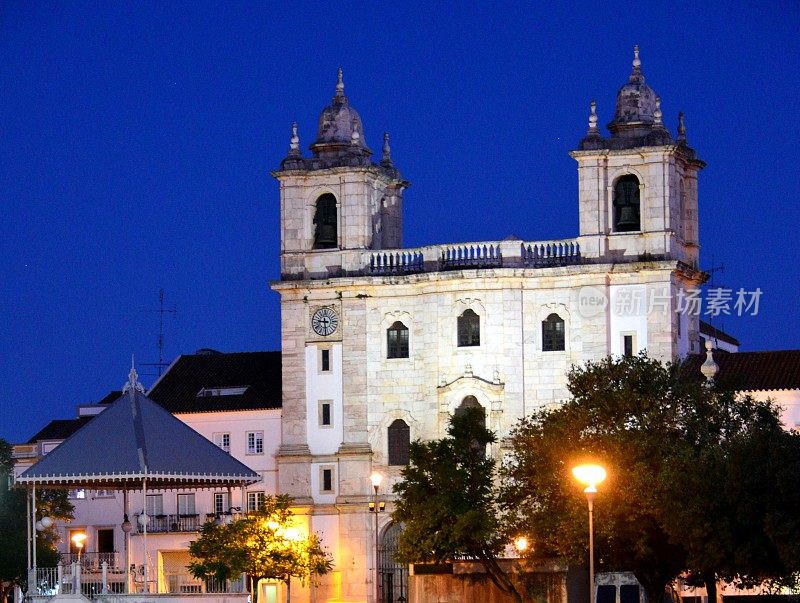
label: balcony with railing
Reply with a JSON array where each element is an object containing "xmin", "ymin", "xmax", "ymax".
[
  {"xmin": 364, "ymin": 238, "xmax": 582, "ymax": 277},
  {"xmin": 134, "ymin": 513, "xmax": 203, "ymax": 533}
]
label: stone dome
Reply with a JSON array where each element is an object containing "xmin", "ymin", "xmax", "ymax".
[
  {"xmin": 608, "ymin": 45, "xmax": 660, "ymax": 137},
  {"xmin": 310, "ymin": 69, "xmax": 372, "ymax": 158}
]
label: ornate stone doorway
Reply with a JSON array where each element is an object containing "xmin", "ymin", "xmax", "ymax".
[{"xmin": 378, "ymin": 522, "xmax": 408, "ymax": 603}]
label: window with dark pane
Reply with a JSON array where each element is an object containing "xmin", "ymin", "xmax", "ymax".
[
  {"xmin": 387, "ymin": 419, "xmax": 410, "ymax": 465},
  {"xmin": 457, "ymin": 309, "xmax": 480, "ymax": 347},
  {"xmin": 321, "ymin": 348, "xmax": 330, "ymax": 371},
  {"xmin": 542, "ymin": 313, "xmax": 565, "ymax": 351},
  {"xmin": 454, "ymin": 396, "xmax": 486, "ymax": 456},
  {"xmin": 322, "ymin": 468, "xmax": 333, "ymax": 492},
  {"xmin": 623, "ymin": 334, "xmax": 634, "ymax": 357},
  {"xmin": 387, "ymin": 321, "xmax": 409, "ymax": 358},
  {"xmin": 612, "ymin": 175, "xmax": 641, "ymax": 232},
  {"xmin": 313, "ymin": 193, "xmax": 338, "ymax": 249}
]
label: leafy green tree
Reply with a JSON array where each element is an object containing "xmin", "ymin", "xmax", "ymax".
[
  {"xmin": 392, "ymin": 408, "xmax": 524, "ymax": 603},
  {"xmin": 0, "ymin": 439, "xmax": 73, "ymax": 603},
  {"xmin": 188, "ymin": 494, "xmax": 332, "ymax": 603},
  {"xmin": 500, "ymin": 354, "xmax": 800, "ymax": 603}
]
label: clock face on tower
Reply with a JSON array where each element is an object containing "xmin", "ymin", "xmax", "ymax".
[{"xmin": 311, "ymin": 307, "xmax": 339, "ymax": 337}]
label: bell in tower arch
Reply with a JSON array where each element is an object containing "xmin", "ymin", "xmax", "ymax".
[
  {"xmin": 613, "ymin": 175, "xmax": 641, "ymax": 232},
  {"xmin": 313, "ymin": 193, "xmax": 338, "ymax": 249}
]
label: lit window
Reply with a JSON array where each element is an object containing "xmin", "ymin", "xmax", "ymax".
[
  {"xmin": 457, "ymin": 309, "xmax": 480, "ymax": 347},
  {"xmin": 246, "ymin": 431, "xmax": 264, "ymax": 455},
  {"xmin": 387, "ymin": 321, "xmax": 409, "ymax": 359},
  {"xmin": 542, "ymin": 314, "xmax": 565, "ymax": 352},
  {"xmin": 68, "ymin": 489, "xmax": 86, "ymax": 500},
  {"xmin": 388, "ymin": 419, "xmax": 410, "ymax": 465}
]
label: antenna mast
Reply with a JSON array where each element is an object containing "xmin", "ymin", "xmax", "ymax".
[{"xmin": 141, "ymin": 288, "xmax": 177, "ymax": 378}]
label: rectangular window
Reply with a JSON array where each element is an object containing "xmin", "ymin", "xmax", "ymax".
[
  {"xmin": 622, "ymin": 333, "xmax": 636, "ymax": 357},
  {"xmin": 246, "ymin": 431, "xmax": 264, "ymax": 455},
  {"xmin": 214, "ymin": 492, "xmax": 229, "ymax": 515},
  {"xmin": 146, "ymin": 494, "xmax": 163, "ymax": 516},
  {"xmin": 93, "ymin": 489, "xmax": 114, "ymax": 498},
  {"xmin": 319, "ymin": 401, "xmax": 332, "ymax": 427},
  {"xmin": 321, "ymin": 468, "xmax": 333, "ymax": 492},
  {"xmin": 213, "ymin": 432, "xmax": 231, "ymax": 453},
  {"xmin": 320, "ymin": 349, "xmax": 331, "ymax": 372},
  {"xmin": 247, "ymin": 491, "xmax": 265, "ymax": 512},
  {"xmin": 177, "ymin": 493, "xmax": 196, "ymax": 515},
  {"xmin": 68, "ymin": 489, "xmax": 86, "ymax": 500}
]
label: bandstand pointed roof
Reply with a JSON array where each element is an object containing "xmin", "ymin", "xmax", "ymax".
[{"xmin": 16, "ymin": 365, "xmax": 260, "ymax": 490}]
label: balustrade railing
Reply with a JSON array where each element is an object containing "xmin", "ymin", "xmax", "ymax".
[
  {"xmin": 135, "ymin": 513, "xmax": 203, "ymax": 533},
  {"xmin": 61, "ymin": 551, "xmax": 120, "ymax": 570},
  {"xmin": 364, "ymin": 238, "xmax": 580, "ymax": 275}
]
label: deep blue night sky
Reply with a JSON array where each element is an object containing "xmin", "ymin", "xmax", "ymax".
[{"xmin": 2, "ymin": 2, "xmax": 799, "ymax": 444}]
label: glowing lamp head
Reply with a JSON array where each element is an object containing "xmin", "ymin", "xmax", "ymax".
[
  {"xmin": 514, "ymin": 536, "xmax": 529, "ymax": 552},
  {"xmin": 71, "ymin": 532, "xmax": 87, "ymax": 549},
  {"xmin": 370, "ymin": 472, "xmax": 383, "ymax": 489},
  {"xmin": 40, "ymin": 516, "xmax": 53, "ymax": 529},
  {"xmin": 572, "ymin": 464, "xmax": 607, "ymax": 491}
]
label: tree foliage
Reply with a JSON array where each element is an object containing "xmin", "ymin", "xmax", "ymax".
[
  {"xmin": 188, "ymin": 494, "xmax": 332, "ymax": 601},
  {"xmin": 500, "ymin": 353, "xmax": 800, "ymax": 602},
  {"xmin": 0, "ymin": 439, "xmax": 73, "ymax": 603},
  {"xmin": 392, "ymin": 408, "xmax": 523, "ymax": 603}
]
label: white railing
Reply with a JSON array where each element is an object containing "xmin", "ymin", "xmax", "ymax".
[{"xmin": 364, "ymin": 238, "xmax": 581, "ymax": 275}]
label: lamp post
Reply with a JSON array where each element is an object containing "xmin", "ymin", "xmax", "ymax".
[
  {"xmin": 370, "ymin": 472, "xmax": 383, "ymax": 603},
  {"xmin": 572, "ymin": 464, "xmax": 606, "ymax": 603}
]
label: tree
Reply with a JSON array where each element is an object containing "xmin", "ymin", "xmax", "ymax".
[
  {"xmin": 500, "ymin": 353, "xmax": 800, "ymax": 603},
  {"xmin": 392, "ymin": 407, "xmax": 524, "ymax": 603},
  {"xmin": 188, "ymin": 494, "xmax": 332, "ymax": 603},
  {"xmin": 0, "ymin": 439, "xmax": 73, "ymax": 603}
]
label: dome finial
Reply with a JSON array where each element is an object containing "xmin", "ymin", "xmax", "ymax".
[
  {"xmin": 382, "ymin": 132, "xmax": 392, "ymax": 162},
  {"xmin": 633, "ymin": 44, "xmax": 641, "ymax": 68},
  {"xmin": 653, "ymin": 97, "xmax": 663, "ymax": 125},
  {"xmin": 588, "ymin": 100, "xmax": 599, "ymax": 132},
  {"xmin": 289, "ymin": 121, "xmax": 300, "ymax": 156},
  {"xmin": 336, "ymin": 67, "xmax": 345, "ymax": 98},
  {"xmin": 678, "ymin": 111, "xmax": 687, "ymax": 142}
]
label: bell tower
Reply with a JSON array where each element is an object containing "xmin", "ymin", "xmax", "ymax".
[
  {"xmin": 570, "ymin": 46, "xmax": 705, "ymax": 267},
  {"xmin": 273, "ymin": 69, "xmax": 409, "ymax": 280}
]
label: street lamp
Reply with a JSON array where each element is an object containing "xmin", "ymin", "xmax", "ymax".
[
  {"xmin": 71, "ymin": 532, "xmax": 87, "ymax": 565},
  {"xmin": 572, "ymin": 464, "xmax": 606, "ymax": 603},
  {"xmin": 370, "ymin": 472, "xmax": 383, "ymax": 603},
  {"xmin": 513, "ymin": 536, "xmax": 529, "ymax": 554}
]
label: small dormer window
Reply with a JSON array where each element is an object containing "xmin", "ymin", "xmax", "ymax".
[
  {"xmin": 197, "ymin": 386, "xmax": 249, "ymax": 397},
  {"xmin": 613, "ymin": 175, "xmax": 641, "ymax": 232},
  {"xmin": 313, "ymin": 194, "xmax": 338, "ymax": 249}
]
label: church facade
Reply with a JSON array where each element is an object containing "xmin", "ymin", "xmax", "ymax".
[{"xmin": 271, "ymin": 47, "xmax": 706, "ymax": 602}]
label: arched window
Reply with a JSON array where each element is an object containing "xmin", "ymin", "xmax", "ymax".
[
  {"xmin": 388, "ymin": 419, "xmax": 410, "ymax": 465},
  {"xmin": 387, "ymin": 321, "xmax": 409, "ymax": 359},
  {"xmin": 612, "ymin": 175, "xmax": 641, "ymax": 232},
  {"xmin": 457, "ymin": 309, "xmax": 480, "ymax": 347},
  {"xmin": 542, "ymin": 313, "xmax": 565, "ymax": 352},
  {"xmin": 313, "ymin": 193, "xmax": 338, "ymax": 249}
]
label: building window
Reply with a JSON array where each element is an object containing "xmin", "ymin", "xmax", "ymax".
[
  {"xmin": 457, "ymin": 309, "xmax": 480, "ymax": 347},
  {"xmin": 146, "ymin": 494, "xmax": 163, "ymax": 517},
  {"xmin": 68, "ymin": 489, "xmax": 86, "ymax": 500},
  {"xmin": 313, "ymin": 193, "xmax": 338, "ymax": 249},
  {"xmin": 177, "ymin": 493, "xmax": 196, "ymax": 516},
  {"xmin": 388, "ymin": 419, "xmax": 410, "ymax": 466},
  {"xmin": 214, "ymin": 492, "xmax": 229, "ymax": 515},
  {"xmin": 93, "ymin": 489, "xmax": 114, "ymax": 498},
  {"xmin": 247, "ymin": 491, "xmax": 265, "ymax": 512},
  {"xmin": 613, "ymin": 175, "xmax": 641, "ymax": 232},
  {"xmin": 387, "ymin": 321, "xmax": 409, "ymax": 358},
  {"xmin": 213, "ymin": 432, "xmax": 231, "ymax": 453},
  {"xmin": 319, "ymin": 400, "xmax": 333, "ymax": 427},
  {"xmin": 622, "ymin": 332, "xmax": 637, "ymax": 357},
  {"xmin": 455, "ymin": 396, "xmax": 487, "ymax": 456},
  {"xmin": 246, "ymin": 431, "xmax": 264, "ymax": 455},
  {"xmin": 320, "ymin": 348, "xmax": 331, "ymax": 372},
  {"xmin": 542, "ymin": 313, "xmax": 565, "ymax": 351},
  {"xmin": 320, "ymin": 468, "xmax": 334, "ymax": 492}
]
